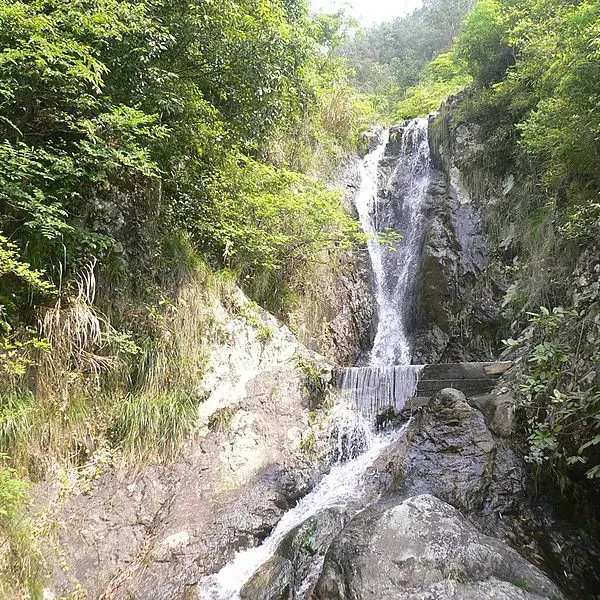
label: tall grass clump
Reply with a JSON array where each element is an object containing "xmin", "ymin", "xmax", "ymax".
[
  {"xmin": 0, "ymin": 390, "xmax": 94, "ymax": 477},
  {"xmin": 0, "ymin": 247, "xmax": 226, "ymax": 473},
  {"xmin": 111, "ymin": 391, "xmax": 198, "ymax": 463}
]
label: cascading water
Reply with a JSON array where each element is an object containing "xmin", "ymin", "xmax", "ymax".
[
  {"xmin": 356, "ymin": 118, "xmax": 431, "ymax": 367},
  {"xmin": 198, "ymin": 426, "xmax": 406, "ymax": 599},
  {"xmin": 334, "ymin": 118, "xmax": 431, "ymax": 421},
  {"xmin": 197, "ymin": 119, "xmax": 432, "ymax": 599}
]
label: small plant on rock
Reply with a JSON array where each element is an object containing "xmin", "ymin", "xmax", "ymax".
[{"xmin": 296, "ymin": 358, "xmax": 329, "ymax": 409}]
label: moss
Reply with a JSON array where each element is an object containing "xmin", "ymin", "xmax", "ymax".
[{"xmin": 208, "ymin": 405, "xmax": 239, "ymax": 432}]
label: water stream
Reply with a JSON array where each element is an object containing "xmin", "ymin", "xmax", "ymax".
[
  {"xmin": 197, "ymin": 119, "xmax": 432, "ymax": 599},
  {"xmin": 356, "ymin": 118, "xmax": 431, "ymax": 366},
  {"xmin": 198, "ymin": 423, "xmax": 406, "ymax": 599}
]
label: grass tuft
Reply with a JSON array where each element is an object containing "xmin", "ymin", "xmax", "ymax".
[
  {"xmin": 111, "ymin": 391, "xmax": 198, "ymax": 463},
  {"xmin": 0, "ymin": 457, "xmax": 46, "ymax": 599}
]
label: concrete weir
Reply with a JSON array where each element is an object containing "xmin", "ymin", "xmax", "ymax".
[
  {"xmin": 416, "ymin": 361, "xmax": 514, "ymax": 397},
  {"xmin": 333, "ymin": 361, "xmax": 514, "ymax": 413}
]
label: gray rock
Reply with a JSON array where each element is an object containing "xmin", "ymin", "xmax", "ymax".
[
  {"xmin": 412, "ymin": 118, "xmax": 507, "ymax": 364},
  {"xmin": 240, "ymin": 556, "xmax": 294, "ymax": 600},
  {"xmin": 314, "ymin": 494, "xmax": 563, "ymax": 600},
  {"xmin": 35, "ymin": 351, "xmax": 330, "ymax": 600},
  {"xmin": 276, "ymin": 508, "xmax": 346, "ymax": 593},
  {"xmin": 469, "ymin": 393, "xmax": 516, "ymax": 437},
  {"xmin": 431, "ymin": 386, "xmax": 468, "ymax": 407}
]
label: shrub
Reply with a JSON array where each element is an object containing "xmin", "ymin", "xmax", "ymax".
[{"xmin": 509, "ymin": 305, "xmax": 600, "ymax": 483}]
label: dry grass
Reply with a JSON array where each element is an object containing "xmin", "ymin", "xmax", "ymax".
[{"xmin": 0, "ymin": 255, "xmax": 241, "ymax": 472}]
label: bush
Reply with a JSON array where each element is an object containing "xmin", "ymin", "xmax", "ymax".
[
  {"xmin": 394, "ymin": 52, "xmax": 472, "ymax": 120},
  {"xmin": 0, "ymin": 456, "xmax": 45, "ymax": 598},
  {"xmin": 509, "ymin": 305, "xmax": 600, "ymax": 483},
  {"xmin": 456, "ymin": 0, "xmax": 514, "ymax": 85}
]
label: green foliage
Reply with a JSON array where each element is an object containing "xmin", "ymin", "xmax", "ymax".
[
  {"xmin": 299, "ymin": 430, "xmax": 317, "ymax": 456},
  {"xmin": 394, "ymin": 52, "xmax": 473, "ymax": 120},
  {"xmin": 182, "ymin": 154, "xmax": 363, "ymax": 311},
  {"xmin": 456, "ymin": 0, "xmax": 514, "ymax": 85},
  {"xmin": 0, "ymin": 455, "xmax": 45, "ymax": 598},
  {"xmin": 456, "ymin": 0, "xmax": 600, "ymax": 205},
  {"xmin": 0, "ymin": 236, "xmax": 54, "ymax": 297},
  {"xmin": 111, "ymin": 391, "xmax": 198, "ymax": 463},
  {"xmin": 509, "ymin": 0, "xmax": 600, "ymax": 194},
  {"xmin": 443, "ymin": 0, "xmax": 600, "ymax": 491},
  {"xmin": 0, "ymin": 390, "xmax": 93, "ymax": 473},
  {"xmin": 511, "ymin": 306, "xmax": 600, "ymax": 483},
  {"xmin": 449, "ymin": 0, "xmax": 600, "ymax": 313},
  {"xmin": 341, "ymin": 0, "xmax": 476, "ymax": 118},
  {"xmin": 0, "ymin": 0, "xmax": 374, "ymax": 470},
  {"xmin": 0, "ymin": 456, "xmax": 26, "ymax": 520},
  {"xmin": 0, "ymin": 336, "xmax": 49, "ymax": 380},
  {"xmin": 297, "ymin": 358, "xmax": 329, "ymax": 408},
  {"xmin": 0, "ymin": 0, "xmax": 368, "ymax": 329}
]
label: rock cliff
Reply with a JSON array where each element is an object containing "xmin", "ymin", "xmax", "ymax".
[
  {"xmin": 35, "ymin": 290, "xmax": 333, "ymax": 600},
  {"xmin": 410, "ymin": 116, "xmax": 507, "ymax": 363}
]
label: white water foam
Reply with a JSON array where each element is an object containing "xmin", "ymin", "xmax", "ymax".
[
  {"xmin": 355, "ymin": 118, "xmax": 431, "ymax": 366},
  {"xmin": 336, "ymin": 364, "xmax": 423, "ymax": 420},
  {"xmin": 197, "ymin": 424, "xmax": 405, "ymax": 599}
]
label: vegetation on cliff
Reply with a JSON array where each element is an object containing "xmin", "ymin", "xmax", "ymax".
[
  {"xmin": 0, "ymin": 0, "xmax": 373, "ymax": 470},
  {"xmin": 0, "ymin": 3, "xmax": 373, "ymax": 593},
  {"xmin": 440, "ymin": 0, "xmax": 600, "ymax": 486}
]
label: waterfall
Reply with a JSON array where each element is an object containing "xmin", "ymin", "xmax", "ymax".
[
  {"xmin": 355, "ymin": 118, "xmax": 431, "ymax": 366},
  {"xmin": 333, "ymin": 119, "xmax": 431, "ymax": 429},
  {"xmin": 196, "ymin": 119, "xmax": 431, "ymax": 600}
]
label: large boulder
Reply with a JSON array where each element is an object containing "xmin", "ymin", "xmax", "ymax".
[
  {"xmin": 240, "ymin": 509, "xmax": 346, "ymax": 600},
  {"xmin": 315, "ymin": 494, "xmax": 563, "ymax": 600}
]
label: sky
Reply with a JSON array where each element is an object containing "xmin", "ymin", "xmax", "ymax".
[{"xmin": 309, "ymin": 0, "xmax": 423, "ymax": 26}]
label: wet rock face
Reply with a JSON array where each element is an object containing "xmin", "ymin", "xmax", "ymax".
[
  {"xmin": 240, "ymin": 556, "xmax": 294, "ymax": 600},
  {"xmin": 240, "ymin": 509, "xmax": 346, "ymax": 600},
  {"xmin": 410, "ymin": 119, "xmax": 506, "ymax": 364},
  {"xmin": 397, "ymin": 388, "xmax": 522, "ymax": 515},
  {"xmin": 372, "ymin": 119, "xmax": 505, "ymax": 364},
  {"xmin": 287, "ymin": 247, "xmax": 375, "ymax": 368},
  {"xmin": 286, "ymin": 156, "xmax": 376, "ymax": 368},
  {"xmin": 315, "ymin": 494, "xmax": 563, "ymax": 600}
]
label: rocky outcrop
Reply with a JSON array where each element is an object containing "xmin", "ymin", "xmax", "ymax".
[
  {"xmin": 287, "ymin": 158, "xmax": 375, "ymax": 367},
  {"xmin": 409, "ymin": 115, "xmax": 507, "ymax": 363},
  {"xmin": 35, "ymin": 291, "xmax": 333, "ymax": 600},
  {"xmin": 230, "ymin": 390, "xmax": 600, "ymax": 600},
  {"xmin": 380, "ymin": 389, "xmax": 600, "ymax": 597},
  {"xmin": 315, "ymin": 494, "xmax": 563, "ymax": 600},
  {"xmin": 288, "ymin": 249, "xmax": 374, "ymax": 367}
]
